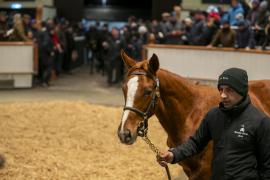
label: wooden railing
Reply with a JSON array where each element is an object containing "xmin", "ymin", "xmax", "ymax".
[
  {"xmin": 143, "ymin": 44, "xmax": 270, "ymax": 83},
  {"xmin": 0, "ymin": 41, "xmax": 37, "ymax": 88}
]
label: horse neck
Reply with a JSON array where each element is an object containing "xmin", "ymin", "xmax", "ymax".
[{"xmin": 155, "ymin": 69, "xmax": 199, "ymax": 144}]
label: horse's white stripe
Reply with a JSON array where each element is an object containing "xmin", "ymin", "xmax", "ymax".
[{"xmin": 120, "ymin": 76, "xmax": 139, "ymax": 132}]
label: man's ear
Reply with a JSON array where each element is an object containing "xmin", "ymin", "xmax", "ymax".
[
  {"xmin": 121, "ymin": 49, "xmax": 136, "ymax": 69},
  {"xmin": 148, "ymin": 53, "xmax": 159, "ymax": 74}
]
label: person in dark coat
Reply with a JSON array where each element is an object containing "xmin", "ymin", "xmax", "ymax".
[
  {"xmin": 189, "ymin": 10, "xmax": 206, "ymax": 45},
  {"xmin": 262, "ymin": 15, "xmax": 270, "ymax": 50},
  {"xmin": 208, "ymin": 20, "xmax": 236, "ymax": 48},
  {"xmin": 234, "ymin": 20, "xmax": 256, "ymax": 49},
  {"xmin": 194, "ymin": 16, "xmax": 219, "ymax": 46},
  {"xmin": 103, "ymin": 28, "xmax": 124, "ymax": 85},
  {"xmin": 86, "ymin": 25, "xmax": 101, "ymax": 74},
  {"xmin": 63, "ymin": 25, "xmax": 75, "ymax": 74},
  {"xmin": 38, "ymin": 23, "xmax": 55, "ymax": 86},
  {"xmin": 157, "ymin": 68, "xmax": 270, "ymax": 180},
  {"xmin": 246, "ymin": 0, "xmax": 260, "ymax": 27},
  {"xmin": 0, "ymin": 11, "xmax": 8, "ymax": 41}
]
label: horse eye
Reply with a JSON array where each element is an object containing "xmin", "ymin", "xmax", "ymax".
[{"xmin": 144, "ymin": 88, "xmax": 152, "ymax": 96}]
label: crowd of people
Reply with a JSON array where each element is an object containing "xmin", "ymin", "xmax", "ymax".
[
  {"xmin": 136, "ymin": 0, "xmax": 270, "ymax": 50},
  {"xmin": 85, "ymin": 0, "xmax": 270, "ymax": 85},
  {"xmin": 0, "ymin": 0, "xmax": 270, "ymax": 86}
]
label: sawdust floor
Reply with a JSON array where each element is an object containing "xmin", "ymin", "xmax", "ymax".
[{"xmin": 0, "ymin": 101, "xmax": 187, "ymax": 180}]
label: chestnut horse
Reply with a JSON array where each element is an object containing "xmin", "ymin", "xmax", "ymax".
[{"xmin": 117, "ymin": 51, "xmax": 270, "ymax": 180}]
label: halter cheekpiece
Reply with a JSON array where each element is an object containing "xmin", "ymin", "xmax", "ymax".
[{"xmin": 123, "ymin": 70, "xmax": 160, "ymax": 137}]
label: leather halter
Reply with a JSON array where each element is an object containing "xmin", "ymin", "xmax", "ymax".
[{"xmin": 123, "ymin": 70, "xmax": 160, "ymax": 137}]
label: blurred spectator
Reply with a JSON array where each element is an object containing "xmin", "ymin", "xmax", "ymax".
[
  {"xmin": 239, "ymin": 0, "xmax": 251, "ymax": 18},
  {"xmin": 103, "ymin": 28, "xmax": 124, "ymax": 85},
  {"xmin": 127, "ymin": 16, "xmax": 137, "ymax": 27},
  {"xmin": 223, "ymin": 0, "xmax": 245, "ymax": 26},
  {"xmin": 182, "ymin": 17, "xmax": 193, "ymax": 45},
  {"xmin": 8, "ymin": 13, "xmax": 30, "ymax": 41},
  {"xmin": 134, "ymin": 25, "xmax": 148, "ymax": 56},
  {"xmin": 246, "ymin": 0, "xmax": 260, "ymax": 26},
  {"xmin": 166, "ymin": 16, "xmax": 184, "ymax": 44},
  {"xmin": 29, "ymin": 19, "xmax": 40, "ymax": 42},
  {"xmin": 0, "ymin": 11, "xmax": 8, "ymax": 41},
  {"xmin": 98, "ymin": 23, "xmax": 111, "ymax": 74},
  {"xmin": 160, "ymin": 12, "xmax": 171, "ymax": 37},
  {"xmin": 55, "ymin": 23, "xmax": 66, "ymax": 75},
  {"xmin": 254, "ymin": 0, "xmax": 270, "ymax": 45},
  {"xmin": 196, "ymin": 16, "xmax": 219, "ymax": 46},
  {"xmin": 257, "ymin": 0, "xmax": 270, "ymax": 27},
  {"xmin": 138, "ymin": 25, "xmax": 148, "ymax": 45},
  {"xmin": 208, "ymin": 20, "xmax": 236, "ymax": 47},
  {"xmin": 86, "ymin": 25, "xmax": 100, "ymax": 74},
  {"xmin": 150, "ymin": 19, "xmax": 165, "ymax": 44},
  {"xmin": 262, "ymin": 15, "xmax": 270, "ymax": 49},
  {"xmin": 147, "ymin": 33, "xmax": 156, "ymax": 44},
  {"xmin": 172, "ymin": 5, "xmax": 182, "ymax": 20},
  {"xmin": 63, "ymin": 25, "xmax": 75, "ymax": 74},
  {"xmin": 234, "ymin": 20, "xmax": 256, "ymax": 49},
  {"xmin": 189, "ymin": 10, "xmax": 206, "ymax": 45},
  {"xmin": 39, "ymin": 23, "xmax": 55, "ymax": 87},
  {"xmin": 207, "ymin": 6, "xmax": 221, "ymax": 22},
  {"xmin": 207, "ymin": 5, "xmax": 220, "ymax": 17},
  {"xmin": 50, "ymin": 25, "xmax": 63, "ymax": 77},
  {"xmin": 22, "ymin": 14, "xmax": 31, "ymax": 36}
]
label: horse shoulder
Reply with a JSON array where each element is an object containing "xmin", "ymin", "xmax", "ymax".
[{"xmin": 249, "ymin": 80, "xmax": 270, "ymax": 116}]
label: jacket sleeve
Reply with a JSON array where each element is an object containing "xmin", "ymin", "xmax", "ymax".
[
  {"xmin": 210, "ymin": 30, "xmax": 221, "ymax": 46},
  {"xmin": 257, "ymin": 117, "xmax": 270, "ymax": 179},
  {"xmin": 169, "ymin": 113, "xmax": 212, "ymax": 164}
]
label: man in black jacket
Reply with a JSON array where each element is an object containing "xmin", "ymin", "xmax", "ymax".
[{"xmin": 157, "ymin": 68, "xmax": 270, "ymax": 180}]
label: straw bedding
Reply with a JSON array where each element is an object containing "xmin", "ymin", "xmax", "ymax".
[{"xmin": 0, "ymin": 101, "xmax": 185, "ymax": 180}]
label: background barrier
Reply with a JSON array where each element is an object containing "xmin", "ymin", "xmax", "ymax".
[
  {"xmin": 0, "ymin": 42, "xmax": 35, "ymax": 88},
  {"xmin": 144, "ymin": 45, "xmax": 270, "ymax": 84}
]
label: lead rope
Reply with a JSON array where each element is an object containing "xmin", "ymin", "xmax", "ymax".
[{"xmin": 139, "ymin": 127, "xmax": 172, "ymax": 180}]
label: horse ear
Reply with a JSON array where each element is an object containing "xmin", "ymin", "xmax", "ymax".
[
  {"xmin": 149, "ymin": 53, "xmax": 159, "ymax": 74},
  {"xmin": 121, "ymin": 49, "xmax": 136, "ymax": 69}
]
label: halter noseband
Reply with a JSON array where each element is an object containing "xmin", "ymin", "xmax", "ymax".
[{"xmin": 123, "ymin": 71, "xmax": 160, "ymax": 137}]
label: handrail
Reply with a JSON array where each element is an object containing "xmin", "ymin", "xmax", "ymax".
[
  {"xmin": 143, "ymin": 44, "xmax": 270, "ymax": 81},
  {"xmin": 0, "ymin": 41, "xmax": 34, "ymax": 46},
  {"xmin": 144, "ymin": 44, "xmax": 270, "ymax": 55}
]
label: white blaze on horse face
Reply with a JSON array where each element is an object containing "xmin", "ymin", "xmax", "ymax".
[{"xmin": 120, "ymin": 76, "xmax": 139, "ymax": 133}]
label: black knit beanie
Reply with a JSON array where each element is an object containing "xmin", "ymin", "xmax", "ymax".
[{"xmin": 217, "ymin": 68, "xmax": 248, "ymax": 97}]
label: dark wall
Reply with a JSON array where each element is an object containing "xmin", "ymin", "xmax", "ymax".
[
  {"xmin": 152, "ymin": 0, "xmax": 182, "ymax": 20},
  {"xmin": 0, "ymin": 8, "xmax": 36, "ymax": 18},
  {"xmin": 202, "ymin": 0, "xmax": 230, "ymax": 3},
  {"xmin": 55, "ymin": 0, "xmax": 182, "ymax": 22},
  {"xmin": 84, "ymin": 6, "xmax": 151, "ymax": 21},
  {"xmin": 84, "ymin": 0, "xmax": 152, "ymax": 21},
  {"xmin": 54, "ymin": 0, "xmax": 84, "ymax": 22},
  {"xmin": 84, "ymin": 0, "xmax": 152, "ymax": 9}
]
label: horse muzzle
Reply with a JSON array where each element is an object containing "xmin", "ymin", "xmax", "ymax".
[{"xmin": 118, "ymin": 128, "xmax": 137, "ymax": 145}]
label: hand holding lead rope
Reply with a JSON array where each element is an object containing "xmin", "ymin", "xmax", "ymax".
[{"xmin": 140, "ymin": 130, "xmax": 172, "ymax": 180}]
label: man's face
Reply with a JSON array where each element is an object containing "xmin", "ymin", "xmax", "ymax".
[
  {"xmin": 218, "ymin": 85, "xmax": 243, "ymax": 108},
  {"xmin": 23, "ymin": 16, "xmax": 30, "ymax": 25},
  {"xmin": 222, "ymin": 23, "xmax": 230, "ymax": 29},
  {"xmin": 231, "ymin": 0, "xmax": 238, "ymax": 7},
  {"xmin": 111, "ymin": 28, "xmax": 119, "ymax": 39}
]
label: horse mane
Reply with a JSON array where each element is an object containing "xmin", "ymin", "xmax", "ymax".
[{"xmin": 157, "ymin": 68, "xmax": 217, "ymax": 102}]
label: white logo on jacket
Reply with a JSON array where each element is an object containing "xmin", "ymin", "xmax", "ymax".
[{"xmin": 234, "ymin": 124, "xmax": 248, "ymax": 138}]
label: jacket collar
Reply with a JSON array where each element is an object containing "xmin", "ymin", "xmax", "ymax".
[{"xmin": 219, "ymin": 95, "xmax": 251, "ymax": 117}]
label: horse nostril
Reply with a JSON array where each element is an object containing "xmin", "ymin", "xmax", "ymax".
[
  {"xmin": 118, "ymin": 129, "xmax": 133, "ymax": 144},
  {"xmin": 124, "ymin": 130, "xmax": 132, "ymax": 142}
]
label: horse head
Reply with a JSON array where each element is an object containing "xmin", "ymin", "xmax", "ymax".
[{"xmin": 117, "ymin": 50, "xmax": 160, "ymax": 145}]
